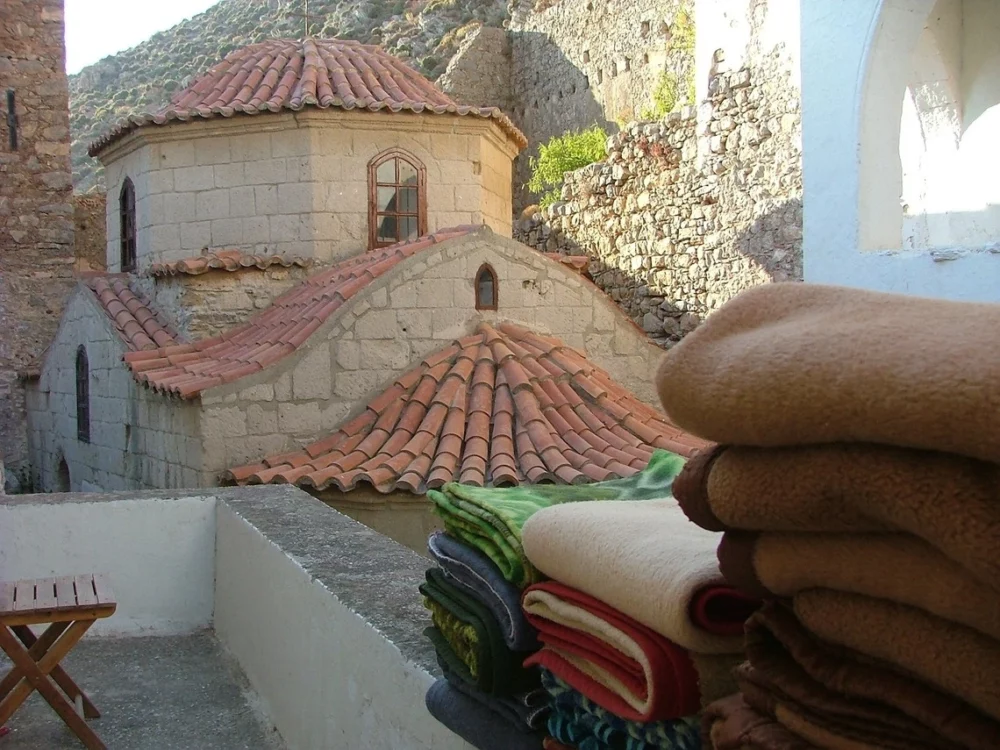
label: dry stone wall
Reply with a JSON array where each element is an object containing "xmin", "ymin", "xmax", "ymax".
[
  {"xmin": 0, "ymin": 0, "xmax": 76, "ymax": 489},
  {"xmin": 439, "ymin": 26, "xmax": 513, "ymax": 111},
  {"xmin": 515, "ymin": 56, "xmax": 802, "ymax": 345},
  {"xmin": 507, "ymin": 0, "xmax": 694, "ymax": 208}
]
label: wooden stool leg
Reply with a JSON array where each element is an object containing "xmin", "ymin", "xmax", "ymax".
[
  {"xmin": 11, "ymin": 624, "xmax": 99, "ymax": 718},
  {"xmin": 0, "ymin": 622, "xmax": 68, "ymax": 701},
  {"xmin": 0, "ymin": 621, "xmax": 106, "ymax": 750}
]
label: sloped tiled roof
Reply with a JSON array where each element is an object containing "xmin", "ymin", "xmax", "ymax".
[
  {"xmin": 148, "ymin": 250, "xmax": 312, "ymax": 277},
  {"xmin": 87, "ymin": 277, "xmax": 181, "ymax": 351},
  {"xmin": 89, "ymin": 38, "xmax": 526, "ymax": 156},
  {"xmin": 123, "ymin": 227, "xmax": 478, "ymax": 398},
  {"xmin": 543, "ymin": 253, "xmax": 592, "ymax": 278},
  {"xmin": 225, "ymin": 322, "xmax": 707, "ymax": 495}
]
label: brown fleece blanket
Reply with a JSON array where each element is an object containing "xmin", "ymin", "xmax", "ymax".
[
  {"xmin": 744, "ymin": 602, "xmax": 1000, "ymax": 750},
  {"xmin": 674, "ymin": 443, "xmax": 1000, "ymax": 590},
  {"xmin": 718, "ymin": 531, "xmax": 1000, "ymax": 640},
  {"xmin": 702, "ymin": 693, "xmax": 819, "ymax": 750},
  {"xmin": 655, "ymin": 282, "xmax": 1000, "ymax": 463},
  {"xmin": 794, "ymin": 590, "xmax": 1000, "ymax": 724}
]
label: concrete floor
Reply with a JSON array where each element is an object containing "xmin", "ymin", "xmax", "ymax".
[{"xmin": 0, "ymin": 632, "xmax": 286, "ymax": 749}]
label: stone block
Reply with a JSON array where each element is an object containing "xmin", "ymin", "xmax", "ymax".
[
  {"xmin": 246, "ymin": 404, "xmax": 278, "ymax": 435},
  {"xmin": 274, "ymin": 372, "xmax": 292, "ymax": 401},
  {"xmin": 359, "ymin": 339, "xmax": 412, "ymax": 370},
  {"xmin": 334, "ymin": 370, "xmax": 383, "ymax": 401},
  {"xmin": 211, "ymin": 218, "xmax": 243, "ymax": 246},
  {"xmin": 214, "ymin": 162, "xmax": 246, "ymax": 189},
  {"xmin": 270, "ymin": 214, "xmax": 305, "ymax": 242},
  {"xmin": 431, "ymin": 308, "xmax": 470, "ymax": 339},
  {"xmin": 196, "ymin": 189, "xmax": 231, "ymax": 221},
  {"xmin": 162, "ymin": 192, "xmax": 196, "ymax": 224},
  {"xmin": 173, "ymin": 165, "xmax": 216, "ymax": 192},
  {"xmin": 181, "ymin": 221, "xmax": 212, "ymax": 251},
  {"xmin": 229, "ymin": 186, "xmax": 257, "ymax": 218},
  {"xmin": 310, "ymin": 212, "xmax": 341, "ymax": 241},
  {"xmin": 203, "ymin": 406, "xmax": 248, "ymax": 440},
  {"xmin": 355, "ymin": 310, "xmax": 398, "ymax": 339},
  {"xmin": 292, "ymin": 343, "xmax": 333, "ymax": 400},
  {"xmin": 155, "ymin": 141, "xmax": 195, "ymax": 169},
  {"xmin": 195, "ymin": 136, "xmax": 231, "ymax": 165},
  {"xmin": 254, "ymin": 185, "xmax": 279, "ymax": 215},
  {"xmin": 335, "ymin": 340, "xmax": 360, "ymax": 370},
  {"xmin": 278, "ymin": 182, "xmax": 316, "ymax": 214},
  {"xmin": 230, "ymin": 133, "xmax": 272, "ymax": 162},
  {"xmin": 245, "ymin": 159, "xmax": 288, "ymax": 185},
  {"xmin": 242, "ymin": 216, "xmax": 271, "ymax": 244},
  {"xmin": 271, "ymin": 129, "xmax": 311, "ymax": 158},
  {"xmin": 149, "ymin": 224, "xmax": 181, "ymax": 253}
]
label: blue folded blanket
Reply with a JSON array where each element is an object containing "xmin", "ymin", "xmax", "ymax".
[
  {"xmin": 428, "ymin": 531, "xmax": 539, "ymax": 651},
  {"xmin": 542, "ymin": 670, "xmax": 701, "ymax": 750},
  {"xmin": 426, "ymin": 679, "xmax": 546, "ymax": 750},
  {"xmin": 439, "ymin": 654, "xmax": 550, "ymax": 731}
]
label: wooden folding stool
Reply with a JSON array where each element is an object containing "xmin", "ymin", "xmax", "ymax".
[{"xmin": 0, "ymin": 575, "xmax": 116, "ymax": 750}]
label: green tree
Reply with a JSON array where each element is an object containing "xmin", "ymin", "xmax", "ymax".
[{"xmin": 527, "ymin": 125, "xmax": 608, "ymax": 207}]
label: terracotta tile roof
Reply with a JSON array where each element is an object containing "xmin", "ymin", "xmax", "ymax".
[
  {"xmin": 122, "ymin": 226, "xmax": 478, "ymax": 399},
  {"xmin": 86, "ymin": 277, "xmax": 181, "ymax": 352},
  {"xmin": 225, "ymin": 322, "xmax": 708, "ymax": 495},
  {"xmin": 89, "ymin": 38, "xmax": 526, "ymax": 156},
  {"xmin": 148, "ymin": 250, "xmax": 312, "ymax": 277},
  {"xmin": 544, "ymin": 252, "xmax": 592, "ymax": 278}
]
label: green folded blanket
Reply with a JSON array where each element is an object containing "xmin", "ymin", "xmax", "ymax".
[
  {"xmin": 421, "ymin": 568, "xmax": 538, "ymax": 695},
  {"xmin": 427, "ymin": 450, "xmax": 686, "ymax": 588}
]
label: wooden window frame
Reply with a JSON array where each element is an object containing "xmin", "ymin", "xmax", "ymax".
[
  {"xmin": 76, "ymin": 346, "xmax": 90, "ymax": 444},
  {"xmin": 368, "ymin": 148, "xmax": 427, "ymax": 250},
  {"xmin": 119, "ymin": 177, "xmax": 137, "ymax": 272},
  {"xmin": 475, "ymin": 263, "xmax": 498, "ymax": 311}
]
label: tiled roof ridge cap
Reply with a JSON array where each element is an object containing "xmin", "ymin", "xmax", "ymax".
[
  {"xmin": 84, "ymin": 275, "xmax": 182, "ymax": 352},
  {"xmin": 147, "ymin": 249, "xmax": 314, "ymax": 277}
]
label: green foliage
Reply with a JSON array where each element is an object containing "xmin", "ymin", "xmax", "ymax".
[
  {"xmin": 640, "ymin": 69, "xmax": 678, "ymax": 120},
  {"xmin": 672, "ymin": 9, "xmax": 695, "ymax": 53},
  {"xmin": 527, "ymin": 125, "xmax": 607, "ymax": 206}
]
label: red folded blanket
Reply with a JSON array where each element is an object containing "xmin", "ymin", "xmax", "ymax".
[{"xmin": 522, "ymin": 581, "xmax": 737, "ymax": 722}]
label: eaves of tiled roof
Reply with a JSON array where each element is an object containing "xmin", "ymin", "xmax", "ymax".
[
  {"xmin": 123, "ymin": 226, "xmax": 478, "ymax": 399},
  {"xmin": 87, "ymin": 276, "xmax": 181, "ymax": 351},
  {"xmin": 543, "ymin": 253, "xmax": 592, "ymax": 278},
  {"xmin": 225, "ymin": 322, "xmax": 707, "ymax": 495},
  {"xmin": 89, "ymin": 38, "xmax": 526, "ymax": 157},
  {"xmin": 148, "ymin": 250, "xmax": 312, "ymax": 277}
]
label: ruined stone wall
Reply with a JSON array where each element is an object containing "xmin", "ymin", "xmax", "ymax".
[
  {"xmin": 133, "ymin": 268, "xmax": 312, "ymax": 341},
  {"xmin": 0, "ymin": 0, "xmax": 76, "ymax": 489},
  {"xmin": 507, "ymin": 0, "xmax": 694, "ymax": 208},
  {"xmin": 439, "ymin": 26, "xmax": 513, "ymax": 111},
  {"xmin": 73, "ymin": 193, "xmax": 107, "ymax": 271},
  {"xmin": 515, "ymin": 55, "xmax": 801, "ymax": 345}
]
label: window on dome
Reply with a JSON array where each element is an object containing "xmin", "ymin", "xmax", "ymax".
[
  {"xmin": 120, "ymin": 177, "xmax": 137, "ymax": 272},
  {"xmin": 368, "ymin": 149, "xmax": 426, "ymax": 249}
]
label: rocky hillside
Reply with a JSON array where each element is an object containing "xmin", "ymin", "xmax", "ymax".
[{"xmin": 69, "ymin": 0, "xmax": 507, "ymax": 192}]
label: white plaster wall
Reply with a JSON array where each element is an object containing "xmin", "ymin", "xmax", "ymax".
[
  {"xmin": 801, "ymin": 0, "xmax": 1000, "ymax": 300},
  {"xmin": 198, "ymin": 231, "xmax": 663, "ymax": 475},
  {"xmin": 0, "ymin": 494, "xmax": 216, "ymax": 635},
  {"xmin": 213, "ymin": 502, "xmax": 473, "ymax": 750}
]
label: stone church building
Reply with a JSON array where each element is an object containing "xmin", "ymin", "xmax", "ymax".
[{"xmin": 22, "ymin": 37, "xmax": 688, "ymax": 544}]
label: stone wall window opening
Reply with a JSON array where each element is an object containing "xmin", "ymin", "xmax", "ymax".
[
  {"xmin": 119, "ymin": 177, "xmax": 137, "ymax": 272},
  {"xmin": 475, "ymin": 263, "xmax": 498, "ymax": 311},
  {"xmin": 368, "ymin": 149, "xmax": 426, "ymax": 249},
  {"xmin": 5, "ymin": 89, "xmax": 17, "ymax": 151},
  {"xmin": 76, "ymin": 345, "xmax": 90, "ymax": 444}
]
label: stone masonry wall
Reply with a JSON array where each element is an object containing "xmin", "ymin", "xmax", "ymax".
[
  {"xmin": 73, "ymin": 193, "xmax": 106, "ymax": 271},
  {"xmin": 25, "ymin": 288, "xmax": 203, "ymax": 493},
  {"xmin": 133, "ymin": 268, "xmax": 313, "ymax": 341},
  {"xmin": 515, "ymin": 55, "xmax": 802, "ymax": 345},
  {"xmin": 507, "ymin": 0, "xmax": 694, "ymax": 208},
  {"xmin": 439, "ymin": 26, "xmax": 513, "ymax": 111},
  {"xmin": 0, "ymin": 0, "xmax": 76, "ymax": 489},
  {"xmin": 198, "ymin": 231, "xmax": 663, "ymax": 481}
]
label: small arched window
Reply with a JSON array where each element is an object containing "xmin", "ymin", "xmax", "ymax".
[
  {"xmin": 119, "ymin": 177, "xmax": 136, "ymax": 272},
  {"xmin": 368, "ymin": 149, "xmax": 426, "ymax": 249},
  {"xmin": 76, "ymin": 345, "xmax": 90, "ymax": 443},
  {"xmin": 475, "ymin": 263, "xmax": 498, "ymax": 310}
]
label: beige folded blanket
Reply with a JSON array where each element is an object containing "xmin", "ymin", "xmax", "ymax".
[
  {"xmin": 656, "ymin": 282, "xmax": 1000, "ymax": 462},
  {"xmin": 719, "ymin": 531, "xmax": 1000, "ymax": 640},
  {"xmin": 674, "ymin": 443, "xmax": 1000, "ymax": 590},
  {"xmin": 521, "ymin": 499, "xmax": 750, "ymax": 654},
  {"xmin": 795, "ymin": 589, "xmax": 1000, "ymax": 722},
  {"xmin": 703, "ymin": 693, "xmax": 820, "ymax": 750}
]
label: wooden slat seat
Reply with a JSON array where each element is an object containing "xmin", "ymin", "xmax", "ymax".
[{"xmin": 0, "ymin": 574, "xmax": 117, "ymax": 749}]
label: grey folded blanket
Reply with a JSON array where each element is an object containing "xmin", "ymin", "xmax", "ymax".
[
  {"xmin": 429, "ymin": 531, "xmax": 539, "ymax": 651},
  {"xmin": 439, "ymin": 655, "xmax": 550, "ymax": 732},
  {"xmin": 426, "ymin": 679, "xmax": 546, "ymax": 750}
]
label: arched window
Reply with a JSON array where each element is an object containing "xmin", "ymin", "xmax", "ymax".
[
  {"xmin": 119, "ymin": 177, "xmax": 136, "ymax": 272},
  {"xmin": 76, "ymin": 345, "xmax": 90, "ymax": 443},
  {"xmin": 368, "ymin": 149, "xmax": 426, "ymax": 249},
  {"xmin": 475, "ymin": 263, "xmax": 498, "ymax": 310}
]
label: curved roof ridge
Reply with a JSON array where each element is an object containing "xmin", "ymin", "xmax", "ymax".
[
  {"xmin": 86, "ymin": 276, "xmax": 182, "ymax": 351},
  {"xmin": 224, "ymin": 322, "xmax": 707, "ymax": 495},
  {"xmin": 89, "ymin": 38, "xmax": 526, "ymax": 156},
  {"xmin": 122, "ymin": 226, "xmax": 480, "ymax": 398}
]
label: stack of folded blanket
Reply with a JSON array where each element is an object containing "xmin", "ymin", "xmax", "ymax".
[
  {"xmin": 656, "ymin": 282, "xmax": 1000, "ymax": 750},
  {"xmin": 520, "ymin": 484, "xmax": 759, "ymax": 748},
  {"xmin": 424, "ymin": 450, "xmax": 750, "ymax": 750}
]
